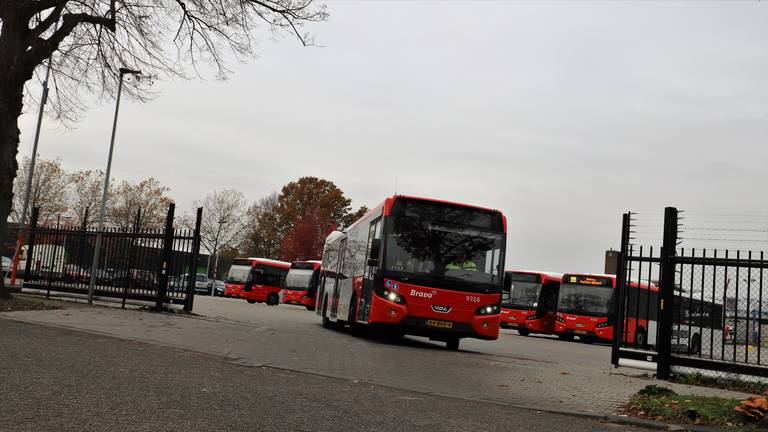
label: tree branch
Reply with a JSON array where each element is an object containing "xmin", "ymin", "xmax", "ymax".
[
  {"xmin": 30, "ymin": 2, "xmax": 66, "ymax": 38},
  {"xmin": 25, "ymin": 1, "xmax": 116, "ymax": 74}
]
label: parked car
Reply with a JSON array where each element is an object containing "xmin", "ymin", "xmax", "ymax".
[
  {"xmin": 63, "ymin": 264, "xmax": 90, "ymax": 283},
  {"xmin": 212, "ymin": 279, "xmax": 225, "ymax": 296},
  {"xmin": 175, "ymin": 273, "xmax": 210, "ymax": 295},
  {"xmin": 92, "ymin": 268, "xmax": 115, "ymax": 286},
  {"xmin": 112, "ymin": 269, "xmax": 157, "ymax": 290}
]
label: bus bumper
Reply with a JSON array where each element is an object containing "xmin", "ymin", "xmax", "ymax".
[{"xmin": 368, "ymin": 294, "xmax": 500, "ymax": 340}]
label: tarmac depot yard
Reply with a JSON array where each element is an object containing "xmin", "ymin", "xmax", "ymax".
[{"xmin": 0, "ymin": 295, "xmax": 753, "ymax": 431}]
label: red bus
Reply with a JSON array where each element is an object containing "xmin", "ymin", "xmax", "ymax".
[
  {"xmin": 316, "ymin": 195, "xmax": 507, "ymax": 350},
  {"xmin": 500, "ymin": 270, "xmax": 562, "ymax": 336},
  {"xmin": 281, "ymin": 260, "xmax": 322, "ymax": 310},
  {"xmin": 223, "ymin": 258, "xmax": 290, "ymax": 305},
  {"xmin": 554, "ymin": 273, "xmax": 656, "ymax": 345}
]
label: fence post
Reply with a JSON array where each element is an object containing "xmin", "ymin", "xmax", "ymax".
[
  {"xmin": 611, "ymin": 212, "xmax": 631, "ymax": 367},
  {"xmin": 156, "ymin": 204, "xmax": 175, "ymax": 312},
  {"xmin": 22, "ymin": 208, "xmax": 40, "ymax": 286},
  {"xmin": 123, "ymin": 208, "xmax": 141, "ymax": 309},
  {"xmin": 656, "ymin": 206, "xmax": 679, "ymax": 380},
  {"xmin": 184, "ymin": 207, "xmax": 203, "ymax": 313}
]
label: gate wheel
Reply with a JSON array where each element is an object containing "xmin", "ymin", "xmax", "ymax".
[{"xmin": 635, "ymin": 327, "xmax": 647, "ymax": 348}]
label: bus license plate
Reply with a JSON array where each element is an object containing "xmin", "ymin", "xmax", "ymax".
[
  {"xmin": 426, "ymin": 319, "xmax": 453, "ymax": 329},
  {"xmin": 575, "ymin": 330, "xmax": 586, "ymax": 335}
]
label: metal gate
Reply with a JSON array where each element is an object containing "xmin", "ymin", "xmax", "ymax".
[
  {"xmin": 612, "ymin": 207, "xmax": 768, "ymax": 380},
  {"xmin": 19, "ymin": 204, "xmax": 202, "ymax": 312}
]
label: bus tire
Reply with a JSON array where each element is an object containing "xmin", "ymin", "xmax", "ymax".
[
  {"xmin": 580, "ymin": 336, "xmax": 595, "ymax": 344},
  {"xmin": 246, "ymin": 299, "xmax": 256, "ymax": 304},
  {"xmin": 446, "ymin": 337, "xmax": 460, "ymax": 351},
  {"xmin": 306, "ymin": 306, "xmax": 315, "ymax": 312},
  {"xmin": 635, "ymin": 327, "xmax": 647, "ymax": 348},
  {"xmin": 348, "ymin": 295, "xmax": 364, "ymax": 337},
  {"xmin": 558, "ymin": 334, "xmax": 574, "ymax": 341},
  {"xmin": 266, "ymin": 293, "xmax": 279, "ymax": 306},
  {"xmin": 321, "ymin": 296, "xmax": 333, "ymax": 329},
  {"xmin": 689, "ymin": 333, "xmax": 701, "ymax": 355},
  {"xmin": 518, "ymin": 329, "xmax": 530, "ymax": 337}
]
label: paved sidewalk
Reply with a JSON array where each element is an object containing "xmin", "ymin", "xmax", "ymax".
[
  {"xmin": 2, "ymin": 320, "xmax": 645, "ymax": 432},
  {"xmin": 0, "ymin": 303, "xmax": 753, "ymax": 416}
]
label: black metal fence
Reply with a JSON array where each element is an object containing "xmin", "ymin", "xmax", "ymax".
[
  {"xmin": 612, "ymin": 207, "xmax": 768, "ymax": 380},
  {"xmin": 19, "ymin": 204, "xmax": 202, "ymax": 311}
]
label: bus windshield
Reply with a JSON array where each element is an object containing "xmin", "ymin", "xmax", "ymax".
[
  {"xmin": 226, "ymin": 265, "xmax": 251, "ymax": 284},
  {"xmin": 503, "ymin": 281, "xmax": 542, "ymax": 309},
  {"xmin": 383, "ymin": 198, "xmax": 504, "ymax": 292},
  {"xmin": 557, "ymin": 284, "xmax": 613, "ymax": 316},
  {"xmin": 285, "ymin": 269, "xmax": 314, "ymax": 290}
]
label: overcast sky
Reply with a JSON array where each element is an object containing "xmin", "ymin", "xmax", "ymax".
[{"xmin": 17, "ymin": 1, "xmax": 768, "ymax": 273}]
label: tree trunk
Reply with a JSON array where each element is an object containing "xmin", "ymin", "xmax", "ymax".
[
  {"xmin": 0, "ymin": 80, "xmax": 24, "ymax": 297},
  {"xmin": 0, "ymin": 9, "xmax": 34, "ymax": 297},
  {"xmin": 0, "ymin": 83, "xmax": 23, "ymax": 298}
]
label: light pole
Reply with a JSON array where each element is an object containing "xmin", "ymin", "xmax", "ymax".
[
  {"xmin": 87, "ymin": 67, "xmax": 142, "ymax": 304},
  {"xmin": 10, "ymin": 49, "xmax": 54, "ymax": 284}
]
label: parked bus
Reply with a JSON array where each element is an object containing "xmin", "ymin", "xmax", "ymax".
[
  {"xmin": 224, "ymin": 258, "xmax": 289, "ymax": 304},
  {"xmin": 500, "ymin": 270, "xmax": 562, "ymax": 336},
  {"xmin": 555, "ymin": 273, "xmax": 656, "ymax": 345},
  {"xmin": 316, "ymin": 195, "xmax": 507, "ymax": 350},
  {"xmin": 281, "ymin": 260, "xmax": 322, "ymax": 310}
]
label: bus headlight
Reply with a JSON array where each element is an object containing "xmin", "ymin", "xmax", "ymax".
[
  {"xmin": 596, "ymin": 322, "xmax": 612, "ymax": 328},
  {"xmin": 376, "ymin": 288, "xmax": 406, "ymax": 305},
  {"xmin": 555, "ymin": 316, "xmax": 566, "ymax": 323},
  {"xmin": 476, "ymin": 304, "xmax": 500, "ymax": 315}
]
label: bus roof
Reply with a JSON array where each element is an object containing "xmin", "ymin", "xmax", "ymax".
[
  {"xmin": 383, "ymin": 195, "xmax": 503, "ymax": 216},
  {"xmin": 507, "ymin": 270, "xmax": 563, "ymax": 281},
  {"xmin": 232, "ymin": 257, "xmax": 291, "ymax": 269}
]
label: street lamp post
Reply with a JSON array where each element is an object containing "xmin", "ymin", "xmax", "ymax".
[{"xmin": 87, "ymin": 67, "xmax": 141, "ymax": 304}]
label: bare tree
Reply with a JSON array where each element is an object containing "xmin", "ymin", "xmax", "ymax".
[
  {"xmin": 0, "ymin": 1, "xmax": 328, "ymax": 295},
  {"xmin": 11, "ymin": 155, "xmax": 69, "ymax": 225},
  {"xmin": 240, "ymin": 192, "xmax": 281, "ymax": 259},
  {"xmin": 193, "ymin": 189, "xmax": 246, "ymax": 279},
  {"xmin": 67, "ymin": 169, "xmax": 110, "ymax": 228},
  {"xmin": 108, "ymin": 177, "xmax": 172, "ymax": 231}
]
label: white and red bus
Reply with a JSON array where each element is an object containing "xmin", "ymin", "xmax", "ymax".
[
  {"xmin": 223, "ymin": 258, "xmax": 290, "ymax": 305},
  {"xmin": 281, "ymin": 260, "xmax": 322, "ymax": 310},
  {"xmin": 500, "ymin": 270, "xmax": 562, "ymax": 336},
  {"xmin": 316, "ymin": 195, "xmax": 507, "ymax": 350},
  {"xmin": 554, "ymin": 273, "xmax": 657, "ymax": 345}
]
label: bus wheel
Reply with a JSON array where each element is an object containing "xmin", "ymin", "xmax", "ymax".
[
  {"xmin": 635, "ymin": 328, "xmax": 647, "ymax": 348},
  {"xmin": 321, "ymin": 296, "xmax": 333, "ymax": 329},
  {"xmin": 558, "ymin": 334, "xmax": 574, "ymax": 341},
  {"xmin": 348, "ymin": 295, "xmax": 364, "ymax": 337},
  {"xmin": 323, "ymin": 297, "xmax": 333, "ymax": 329},
  {"xmin": 306, "ymin": 306, "xmax": 315, "ymax": 312},
  {"xmin": 446, "ymin": 337, "xmax": 460, "ymax": 351},
  {"xmin": 246, "ymin": 299, "xmax": 256, "ymax": 304},
  {"xmin": 689, "ymin": 334, "xmax": 701, "ymax": 355},
  {"xmin": 518, "ymin": 329, "xmax": 530, "ymax": 337},
  {"xmin": 266, "ymin": 293, "xmax": 279, "ymax": 306},
  {"xmin": 580, "ymin": 336, "xmax": 595, "ymax": 344}
]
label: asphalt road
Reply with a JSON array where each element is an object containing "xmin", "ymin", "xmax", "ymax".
[{"xmin": 0, "ymin": 319, "xmax": 646, "ymax": 432}]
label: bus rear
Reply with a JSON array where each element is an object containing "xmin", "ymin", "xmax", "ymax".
[
  {"xmin": 281, "ymin": 260, "xmax": 322, "ymax": 310},
  {"xmin": 500, "ymin": 271, "xmax": 562, "ymax": 336},
  {"xmin": 318, "ymin": 195, "xmax": 506, "ymax": 350},
  {"xmin": 239, "ymin": 259, "xmax": 290, "ymax": 305},
  {"xmin": 223, "ymin": 258, "xmax": 254, "ymax": 298}
]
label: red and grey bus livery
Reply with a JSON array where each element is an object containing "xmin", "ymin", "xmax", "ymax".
[
  {"xmin": 500, "ymin": 270, "xmax": 562, "ymax": 336},
  {"xmin": 554, "ymin": 273, "xmax": 656, "ymax": 344},
  {"xmin": 317, "ymin": 195, "xmax": 507, "ymax": 350},
  {"xmin": 281, "ymin": 260, "xmax": 322, "ymax": 310},
  {"xmin": 224, "ymin": 257, "xmax": 290, "ymax": 305}
]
